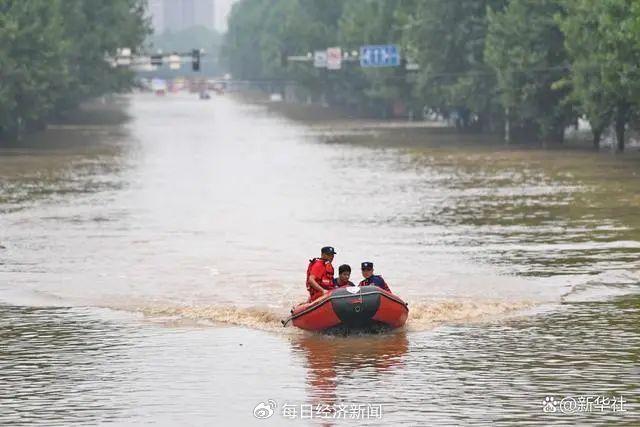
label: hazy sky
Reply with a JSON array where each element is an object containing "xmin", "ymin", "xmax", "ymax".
[{"xmin": 215, "ymin": 0, "xmax": 236, "ymax": 32}]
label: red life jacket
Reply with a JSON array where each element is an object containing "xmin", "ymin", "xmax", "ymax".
[{"xmin": 306, "ymin": 258, "xmax": 335, "ymax": 299}]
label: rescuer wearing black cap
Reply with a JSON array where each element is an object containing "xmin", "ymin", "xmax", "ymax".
[
  {"xmin": 359, "ymin": 261, "xmax": 391, "ymax": 292},
  {"xmin": 306, "ymin": 246, "xmax": 337, "ymax": 302}
]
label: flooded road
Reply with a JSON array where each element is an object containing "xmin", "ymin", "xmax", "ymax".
[{"xmin": 1, "ymin": 94, "xmax": 638, "ymax": 425}]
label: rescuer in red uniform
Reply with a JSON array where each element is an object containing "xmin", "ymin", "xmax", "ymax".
[{"xmin": 306, "ymin": 246, "xmax": 337, "ymax": 302}]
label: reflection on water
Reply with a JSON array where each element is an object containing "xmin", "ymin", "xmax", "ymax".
[
  {"xmin": 0, "ymin": 94, "xmax": 639, "ymax": 424},
  {"xmin": 292, "ymin": 333, "xmax": 409, "ymax": 404}
]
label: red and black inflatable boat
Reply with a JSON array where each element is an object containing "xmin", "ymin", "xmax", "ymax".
[{"xmin": 282, "ymin": 285, "xmax": 409, "ymax": 332}]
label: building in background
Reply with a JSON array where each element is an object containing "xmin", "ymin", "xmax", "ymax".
[
  {"xmin": 148, "ymin": 0, "xmax": 216, "ymax": 33},
  {"xmin": 148, "ymin": 0, "xmax": 165, "ymax": 34}
]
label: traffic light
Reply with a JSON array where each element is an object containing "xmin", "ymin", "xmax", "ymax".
[
  {"xmin": 192, "ymin": 49, "xmax": 200, "ymax": 72},
  {"xmin": 150, "ymin": 54, "xmax": 163, "ymax": 66}
]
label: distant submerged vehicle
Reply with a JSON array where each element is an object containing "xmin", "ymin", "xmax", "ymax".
[
  {"xmin": 151, "ymin": 78, "xmax": 167, "ymax": 96},
  {"xmin": 211, "ymin": 82, "xmax": 226, "ymax": 95},
  {"xmin": 199, "ymin": 91, "xmax": 211, "ymax": 100}
]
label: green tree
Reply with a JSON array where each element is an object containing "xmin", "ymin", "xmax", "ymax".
[
  {"xmin": 222, "ymin": 0, "xmax": 269, "ymax": 80},
  {"xmin": 485, "ymin": 0, "xmax": 573, "ymax": 143},
  {"xmin": 560, "ymin": 0, "xmax": 640, "ymax": 151},
  {"xmin": 338, "ymin": 0, "xmax": 415, "ymax": 117},
  {"xmin": 58, "ymin": 0, "xmax": 151, "ymax": 108},
  {"xmin": 0, "ymin": 0, "xmax": 70, "ymax": 135},
  {"xmin": 0, "ymin": 0, "xmax": 150, "ymax": 139},
  {"xmin": 407, "ymin": 0, "xmax": 505, "ymax": 131},
  {"xmin": 222, "ymin": 0, "xmax": 640, "ymax": 148},
  {"xmin": 223, "ymin": 0, "xmax": 344, "ymax": 101}
]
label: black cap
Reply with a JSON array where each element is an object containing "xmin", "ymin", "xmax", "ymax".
[
  {"xmin": 361, "ymin": 262, "xmax": 374, "ymax": 270},
  {"xmin": 321, "ymin": 246, "xmax": 337, "ymax": 255}
]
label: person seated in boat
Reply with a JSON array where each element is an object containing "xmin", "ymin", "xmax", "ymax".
[
  {"xmin": 334, "ymin": 264, "xmax": 355, "ymax": 287},
  {"xmin": 359, "ymin": 262, "xmax": 391, "ymax": 292},
  {"xmin": 306, "ymin": 246, "xmax": 337, "ymax": 302}
]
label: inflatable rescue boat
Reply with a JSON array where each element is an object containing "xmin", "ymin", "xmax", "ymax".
[{"xmin": 282, "ymin": 285, "xmax": 408, "ymax": 332}]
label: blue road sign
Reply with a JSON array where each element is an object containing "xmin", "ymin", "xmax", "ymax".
[{"xmin": 360, "ymin": 44, "xmax": 401, "ymax": 68}]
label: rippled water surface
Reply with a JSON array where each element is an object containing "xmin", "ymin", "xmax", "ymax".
[{"xmin": 0, "ymin": 94, "xmax": 639, "ymax": 425}]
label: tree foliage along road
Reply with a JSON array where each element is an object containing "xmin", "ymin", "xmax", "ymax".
[
  {"xmin": 0, "ymin": 0, "xmax": 150, "ymax": 139},
  {"xmin": 224, "ymin": 0, "xmax": 640, "ymax": 150}
]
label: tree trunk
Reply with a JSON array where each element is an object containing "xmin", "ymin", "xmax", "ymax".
[
  {"xmin": 552, "ymin": 123, "xmax": 565, "ymax": 145},
  {"xmin": 616, "ymin": 126, "xmax": 625, "ymax": 152},
  {"xmin": 614, "ymin": 104, "xmax": 628, "ymax": 152},
  {"xmin": 592, "ymin": 127, "xmax": 602, "ymax": 151}
]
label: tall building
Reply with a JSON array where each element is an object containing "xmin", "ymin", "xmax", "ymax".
[
  {"xmin": 148, "ymin": 0, "xmax": 165, "ymax": 34},
  {"xmin": 149, "ymin": 0, "xmax": 216, "ymax": 33}
]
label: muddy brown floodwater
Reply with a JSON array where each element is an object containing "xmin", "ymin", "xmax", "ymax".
[{"xmin": 0, "ymin": 93, "xmax": 638, "ymax": 425}]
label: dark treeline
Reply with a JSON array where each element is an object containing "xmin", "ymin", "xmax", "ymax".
[
  {"xmin": 224, "ymin": 0, "xmax": 640, "ymax": 150},
  {"xmin": 0, "ymin": 0, "xmax": 150, "ymax": 139}
]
